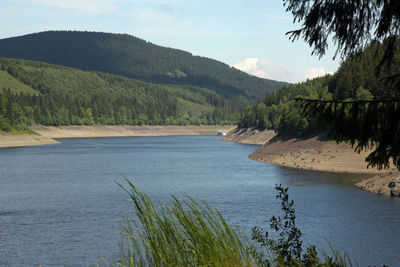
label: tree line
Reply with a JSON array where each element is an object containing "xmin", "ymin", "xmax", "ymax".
[
  {"xmin": 0, "ymin": 58, "xmax": 243, "ymax": 132},
  {"xmin": 238, "ymin": 40, "xmax": 397, "ymax": 137}
]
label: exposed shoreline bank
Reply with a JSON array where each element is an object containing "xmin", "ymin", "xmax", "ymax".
[
  {"xmin": 0, "ymin": 125, "xmax": 234, "ymax": 149},
  {"xmin": 221, "ymin": 127, "xmax": 276, "ymax": 145},
  {"xmin": 31, "ymin": 125, "xmax": 235, "ymax": 139},
  {"xmin": 222, "ymin": 127, "xmax": 400, "ymax": 196},
  {"xmin": 0, "ymin": 133, "xmax": 59, "ymax": 148}
]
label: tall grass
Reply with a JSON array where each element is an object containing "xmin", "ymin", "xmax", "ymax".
[
  {"xmin": 110, "ymin": 180, "xmax": 356, "ymax": 267},
  {"xmin": 116, "ymin": 179, "xmax": 253, "ymax": 267}
]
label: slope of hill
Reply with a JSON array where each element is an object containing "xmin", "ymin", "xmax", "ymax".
[
  {"xmin": 237, "ymin": 40, "xmax": 400, "ymax": 136},
  {"xmin": 0, "ymin": 31, "xmax": 287, "ymax": 101},
  {"xmin": 227, "ymin": 40, "xmax": 400, "ymax": 192},
  {"xmin": 0, "ymin": 57, "xmax": 242, "ymax": 132},
  {"xmin": 329, "ymin": 40, "xmax": 400, "ymax": 100},
  {"xmin": 0, "ymin": 70, "xmax": 39, "ymax": 94}
]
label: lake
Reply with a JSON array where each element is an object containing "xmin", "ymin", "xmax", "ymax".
[{"xmin": 0, "ymin": 136, "xmax": 399, "ymax": 266}]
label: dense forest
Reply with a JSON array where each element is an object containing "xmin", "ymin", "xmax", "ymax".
[
  {"xmin": 0, "ymin": 31, "xmax": 287, "ymax": 101},
  {"xmin": 238, "ymin": 41, "xmax": 400, "ymax": 136},
  {"xmin": 0, "ymin": 58, "xmax": 245, "ymax": 132}
]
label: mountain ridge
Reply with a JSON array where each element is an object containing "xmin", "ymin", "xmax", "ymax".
[{"xmin": 0, "ymin": 30, "xmax": 287, "ymax": 101}]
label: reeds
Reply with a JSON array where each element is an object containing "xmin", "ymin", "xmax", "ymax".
[{"xmin": 116, "ymin": 179, "xmax": 253, "ymax": 267}]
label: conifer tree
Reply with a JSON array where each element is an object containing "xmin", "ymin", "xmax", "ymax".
[{"xmin": 284, "ymin": 0, "xmax": 400, "ymax": 169}]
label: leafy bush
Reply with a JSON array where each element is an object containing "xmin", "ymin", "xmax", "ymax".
[
  {"xmin": 0, "ymin": 115, "xmax": 12, "ymax": 132},
  {"xmin": 250, "ymin": 184, "xmax": 355, "ymax": 267}
]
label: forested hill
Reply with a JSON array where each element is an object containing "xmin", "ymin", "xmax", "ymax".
[
  {"xmin": 0, "ymin": 57, "xmax": 244, "ymax": 132},
  {"xmin": 238, "ymin": 40, "xmax": 400, "ymax": 136},
  {"xmin": 0, "ymin": 31, "xmax": 287, "ymax": 101}
]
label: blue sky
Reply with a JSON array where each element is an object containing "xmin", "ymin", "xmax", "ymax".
[{"xmin": 1, "ymin": 0, "xmax": 341, "ymax": 83}]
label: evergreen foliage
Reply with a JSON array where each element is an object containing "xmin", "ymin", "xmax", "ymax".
[
  {"xmin": 238, "ymin": 40, "xmax": 400, "ymax": 157},
  {"xmin": 0, "ymin": 58, "xmax": 242, "ymax": 132},
  {"xmin": 329, "ymin": 41, "xmax": 400, "ymax": 100},
  {"xmin": 0, "ymin": 31, "xmax": 287, "ymax": 101},
  {"xmin": 296, "ymin": 41, "xmax": 400, "ymax": 170},
  {"xmin": 284, "ymin": 0, "xmax": 400, "ymax": 170},
  {"xmin": 238, "ymin": 75, "xmax": 332, "ymax": 136},
  {"xmin": 283, "ymin": 0, "xmax": 400, "ymax": 70},
  {"xmin": 297, "ymin": 98, "xmax": 400, "ymax": 170}
]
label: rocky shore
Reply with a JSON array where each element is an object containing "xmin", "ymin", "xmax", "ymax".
[
  {"xmin": 221, "ymin": 127, "xmax": 276, "ymax": 145},
  {"xmin": 222, "ymin": 127, "xmax": 400, "ymax": 197},
  {"xmin": 356, "ymin": 171, "xmax": 400, "ymax": 196}
]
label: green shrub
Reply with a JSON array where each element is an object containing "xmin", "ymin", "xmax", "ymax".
[
  {"xmin": 250, "ymin": 184, "xmax": 356, "ymax": 267},
  {"xmin": 0, "ymin": 115, "xmax": 13, "ymax": 132}
]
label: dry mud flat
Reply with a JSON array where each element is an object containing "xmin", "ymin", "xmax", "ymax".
[
  {"xmin": 0, "ymin": 134, "xmax": 59, "ymax": 148},
  {"xmin": 0, "ymin": 125, "xmax": 234, "ymax": 149},
  {"xmin": 223, "ymin": 128, "xmax": 400, "ymax": 197},
  {"xmin": 32, "ymin": 125, "xmax": 235, "ymax": 139}
]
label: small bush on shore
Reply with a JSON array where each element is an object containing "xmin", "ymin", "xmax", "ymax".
[{"xmin": 250, "ymin": 184, "xmax": 355, "ymax": 267}]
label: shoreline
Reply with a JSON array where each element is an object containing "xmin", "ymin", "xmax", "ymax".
[
  {"xmin": 3, "ymin": 125, "xmax": 398, "ymax": 197},
  {"xmin": 221, "ymin": 127, "xmax": 276, "ymax": 145},
  {"xmin": 223, "ymin": 127, "xmax": 400, "ymax": 196},
  {"xmin": 249, "ymin": 135, "xmax": 383, "ymax": 174},
  {"xmin": 0, "ymin": 133, "xmax": 59, "ymax": 148},
  {"xmin": 0, "ymin": 125, "xmax": 234, "ymax": 148},
  {"xmin": 31, "ymin": 125, "xmax": 235, "ymax": 139}
]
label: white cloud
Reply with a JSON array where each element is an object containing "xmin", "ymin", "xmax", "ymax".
[
  {"xmin": 233, "ymin": 58, "xmax": 258, "ymax": 72},
  {"xmin": 304, "ymin": 67, "xmax": 332, "ymax": 80},
  {"xmin": 16, "ymin": 0, "xmax": 121, "ymax": 14},
  {"xmin": 233, "ymin": 57, "xmax": 294, "ymax": 82}
]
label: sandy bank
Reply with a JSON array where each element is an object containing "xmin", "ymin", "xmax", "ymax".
[
  {"xmin": 249, "ymin": 135, "xmax": 385, "ymax": 174},
  {"xmin": 32, "ymin": 125, "xmax": 235, "ymax": 138},
  {"xmin": 221, "ymin": 127, "xmax": 276, "ymax": 145},
  {"xmin": 0, "ymin": 134, "xmax": 59, "ymax": 148},
  {"xmin": 223, "ymin": 128, "xmax": 400, "ymax": 196},
  {"xmin": 0, "ymin": 125, "xmax": 234, "ymax": 149}
]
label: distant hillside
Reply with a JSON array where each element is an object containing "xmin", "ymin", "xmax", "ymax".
[
  {"xmin": 237, "ymin": 40, "xmax": 400, "ymax": 136},
  {"xmin": 0, "ymin": 57, "xmax": 243, "ymax": 132},
  {"xmin": 0, "ymin": 31, "xmax": 287, "ymax": 101},
  {"xmin": 238, "ymin": 75, "xmax": 333, "ymax": 135}
]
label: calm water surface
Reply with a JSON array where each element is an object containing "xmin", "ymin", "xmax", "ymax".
[{"xmin": 0, "ymin": 136, "xmax": 399, "ymax": 266}]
